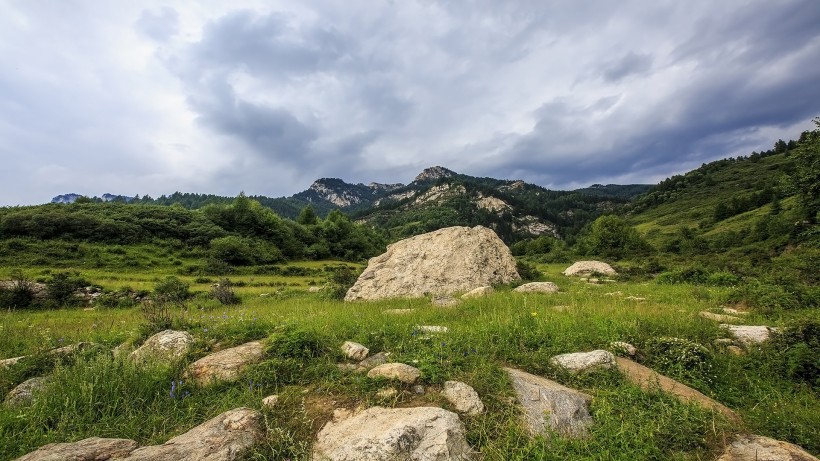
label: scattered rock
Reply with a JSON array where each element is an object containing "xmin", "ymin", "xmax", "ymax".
[
  {"xmin": 412, "ymin": 385, "xmax": 425, "ymax": 395},
  {"xmin": 376, "ymin": 387, "xmax": 398, "ymax": 399},
  {"xmin": 185, "ymin": 341, "xmax": 266, "ymax": 386},
  {"xmin": 337, "ymin": 363, "xmax": 358, "ymax": 372},
  {"xmin": 551, "ymin": 305, "xmax": 570, "ymax": 312},
  {"xmin": 416, "ymin": 325, "xmax": 448, "ymax": 334},
  {"xmin": 5, "ymin": 376, "xmax": 48, "ymax": 407},
  {"xmin": 15, "ymin": 437, "xmax": 139, "ymax": 461},
  {"xmin": 700, "ymin": 311, "xmax": 742, "ymax": 323},
  {"xmin": 624, "ymin": 296, "xmax": 647, "ymax": 301},
  {"xmin": 461, "ymin": 286, "xmax": 494, "ymax": 299},
  {"xmin": 345, "ymin": 226, "xmax": 519, "ymax": 301},
  {"xmin": 313, "ymin": 406, "xmax": 473, "ymax": 461},
  {"xmin": 604, "ymin": 291, "xmax": 623, "ymax": 297},
  {"xmin": 382, "ymin": 309, "xmax": 414, "ymax": 315},
  {"xmin": 341, "ymin": 341, "xmax": 369, "ymax": 361},
  {"xmin": 262, "ymin": 395, "xmax": 279, "ymax": 408},
  {"xmin": 721, "ymin": 307, "xmax": 749, "ymax": 316},
  {"xmin": 16, "ymin": 408, "xmax": 263, "ymax": 461},
  {"xmin": 367, "ymin": 363, "xmax": 421, "ymax": 384},
  {"xmin": 714, "ymin": 338, "xmax": 734, "ymax": 346},
  {"xmin": 513, "ymin": 282, "xmax": 559, "ymax": 294},
  {"xmin": 721, "ymin": 325, "xmax": 774, "ymax": 346},
  {"xmin": 504, "ymin": 367, "xmax": 593, "ymax": 438},
  {"xmin": 563, "ymin": 261, "xmax": 617, "ymax": 277},
  {"xmin": 551, "ymin": 350, "xmax": 616, "ymax": 373},
  {"xmin": 727, "ymin": 346, "xmax": 744, "ymax": 356},
  {"xmin": 0, "ymin": 356, "xmax": 25, "ymax": 369},
  {"xmin": 357, "ymin": 352, "xmax": 391, "ymax": 371},
  {"xmin": 615, "ymin": 357, "xmax": 739, "ymax": 422},
  {"xmin": 609, "ymin": 341, "xmax": 637, "ymax": 357},
  {"xmin": 309, "ymin": 286, "xmax": 322, "ymax": 293},
  {"xmin": 432, "ymin": 295, "xmax": 461, "ymax": 307},
  {"xmin": 717, "ymin": 434, "xmax": 819, "ymax": 461},
  {"xmin": 442, "ymin": 381, "xmax": 484, "ymax": 416},
  {"xmin": 130, "ymin": 330, "xmax": 195, "ymax": 365}
]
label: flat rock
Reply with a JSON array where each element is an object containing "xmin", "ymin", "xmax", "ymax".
[
  {"xmin": 721, "ymin": 325, "xmax": 773, "ymax": 345},
  {"xmin": 615, "ymin": 357, "xmax": 739, "ymax": 422},
  {"xmin": 700, "ymin": 311, "xmax": 742, "ymax": 323},
  {"xmin": 382, "ymin": 309, "xmax": 414, "ymax": 315},
  {"xmin": 15, "ymin": 437, "xmax": 139, "ymax": 461},
  {"xmin": 504, "ymin": 367, "xmax": 593, "ymax": 438},
  {"xmin": 341, "ymin": 341, "xmax": 369, "ymax": 361},
  {"xmin": 432, "ymin": 295, "xmax": 461, "ymax": 307},
  {"xmin": 461, "ymin": 286, "xmax": 494, "ymax": 299},
  {"xmin": 721, "ymin": 307, "xmax": 749, "ymax": 316},
  {"xmin": 185, "ymin": 341, "xmax": 265, "ymax": 386},
  {"xmin": 0, "ymin": 356, "xmax": 25, "ymax": 369},
  {"xmin": 356, "ymin": 352, "xmax": 390, "ymax": 371},
  {"xmin": 313, "ymin": 406, "xmax": 472, "ymax": 461},
  {"xmin": 717, "ymin": 434, "xmax": 819, "ymax": 461},
  {"xmin": 563, "ymin": 261, "xmax": 617, "ymax": 277},
  {"xmin": 130, "ymin": 330, "xmax": 195, "ymax": 365},
  {"xmin": 416, "ymin": 325, "xmax": 448, "ymax": 334},
  {"xmin": 5, "ymin": 377, "xmax": 48, "ymax": 407},
  {"xmin": 345, "ymin": 226, "xmax": 519, "ymax": 301},
  {"xmin": 442, "ymin": 381, "xmax": 484, "ymax": 416},
  {"xmin": 513, "ymin": 282, "xmax": 559, "ymax": 294},
  {"xmin": 551, "ymin": 350, "xmax": 616, "ymax": 373},
  {"xmin": 367, "ymin": 363, "xmax": 421, "ymax": 384}
]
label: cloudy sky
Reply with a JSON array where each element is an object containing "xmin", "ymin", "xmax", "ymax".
[{"xmin": 1, "ymin": 1, "xmax": 819, "ymax": 205}]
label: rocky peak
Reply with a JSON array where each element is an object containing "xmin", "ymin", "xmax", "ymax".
[
  {"xmin": 367, "ymin": 182, "xmax": 404, "ymax": 192},
  {"xmin": 308, "ymin": 178, "xmax": 366, "ymax": 207},
  {"xmin": 413, "ymin": 166, "xmax": 456, "ymax": 183}
]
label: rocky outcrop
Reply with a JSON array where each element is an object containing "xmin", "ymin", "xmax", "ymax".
[
  {"xmin": 717, "ymin": 434, "xmax": 818, "ymax": 461},
  {"xmin": 513, "ymin": 282, "xmax": 559, "ymax": 294},
  {"xmin": 504, "ymin": 367, "xmax": 593, "ymax": 438},
  {"xmin": 5, "ymin": 377, "xmax": 48, "ymax": 407},
  {"xmin": 442, "ymin": 381, "xmax": 485, "ymax": 416},
  {"xmin": 615, "ymin": 357, "xmax": 739, "ymax": 422},
  {"xmin": 413, "ymin": 166, "xmax": 456, "ymax": 183},
  {"xmin": 313, "ymin": 406, "xmax": 472, "ymax": 461},
  {"xmin": 367, "ymin": 363, "xmax": 421, "ymax": 384},
  {"xmin": 345, "ymin": 226, "xmax": 520, "ymax": 301},
  {"xmin": 562, "ymin": 261, "xmax": 617, "ymax": 277},
  {"xmin": 551, "ymin": 350, "xmax": 615, "ymax": 373},
  {"xmin": 130, "ymin": 330, "xmax": 195, "ymax": 365},
  {"xmin": 185, "ymin": 341, "xmax": 265, "ymax": 386},
  {"xmin": 15, "ymin": 408, "xmax": 263, "ymax": 461}
]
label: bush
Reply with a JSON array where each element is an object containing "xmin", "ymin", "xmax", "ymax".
[
  {"xmin": 267, "ymin": 326, "xmax": 328, "ymax": 360},
  {"xmin": 0, "ymin": 270, "xmax": 36, "ymax": 309},
  {"xmin": 515, "ymin": 260, "xmax": 543, "ymax": 281},
  {"xmin": 46, "ymin": 271, "xmax": 89, "ymax": 307},
  {"xmin": 153, "ymin": 276, "xmax": 191, "ymax": 304},
  {"xmin": 656, "ymin": 267, "xmax": 710, "ymax": 285},
  {"xmin": 210, "ymin": 278, "xmax": 241, "ymax": 305},
  {"xmin": 727, "ymin": 280, "xmax": 801, "ymax": 313},
  {"xmin": 643, "ymin": 337, "xmax": 715, "ymax": 388},
  {"xmin": 767, "ymin": 319, "xmax": 820, "ymax": 388},
  {"xmin": 325, "ymin": 266, "xmax": 359, "ymax": 300}
]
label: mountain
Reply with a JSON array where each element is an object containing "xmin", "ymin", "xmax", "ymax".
[
  {"xmin": 51, "ymin": 193, "xmax": 136, "ymax": 204},
  {"xmin": 51, "ymin": 193, "xmax": 83, "ymax": 204}
]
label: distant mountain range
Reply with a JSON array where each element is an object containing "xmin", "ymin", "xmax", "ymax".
[{"xmin": 51, "ymin": 167, "xmax": 651, "ymax": 241}]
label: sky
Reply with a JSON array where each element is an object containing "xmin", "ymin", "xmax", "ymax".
[{"xmin": 1, "ymin": 1, "xmax": 819, "ymax": 206}]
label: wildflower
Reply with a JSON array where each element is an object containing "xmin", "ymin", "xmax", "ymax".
[{"xmin": 531, "ymin": 312, "xmax": 537, "ymax": 316}]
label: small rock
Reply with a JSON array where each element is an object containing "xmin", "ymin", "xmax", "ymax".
[
  {"xmin": 714, "ymin": 338, "xmax": 734, "ymax": 345},
  {"xmin": 185, "ymin": 341, "xmax": 266, "ymax": 386},
  {"xmin": 727, "ymin": 346, "xmax": 744, "ymax": 356},
  {"xmin": 563, "ymin": 261, "xmax": 617, "ymax": 277},
  {"xmin": 721, "ymin": 325, "xmax": 774, "ymax": 345},
  {"xmin": 721, "ymin": 307, "xmax": 748, "ymax": 316},
  {"xmin": 461, "ymin": 286, "xmax": 494, "ymax": 299},
  {"xmin": 412, "ymin": 385, "xmax": 425, "ymax": 395},
  {"xmin": 431, "ymin": 295, "xmax": 461, "ymax": 307},
  {"xmin": 604, "ymin": 291, "xmax": 623, "ymax": 297},
  {"xmin": 313, "ymin": 406, "xmax": 473, "ymax": 461},
  {"xmin": 341, "ymin": 341, "xmax": 369, "ymax": 361},
  {"xmin": 717, "ymin": 434, "xmax": 819, "ymax": 461},
  {"xmin": 416, "ymin": 325, "xmax": 448, "ymax": 334},
  {"xmin": 5, "ymin": 376, "xmax": 48, "ymax": 407},
  {"xmin": 259, "ymin": 293, "xmax": 270, "ymax": 297},
  {"xmin": 130, "ymin": 330, "xmax": 195, "ymax": 365},
  {"xmin": 609, "ymin": 341, "xmax": 637, "ymax": 356},
  {"xmin": 442, "ymin": 381, "xmax": 484, "ymax": 416},
  {"xmin": 0, "ymin": 356, "xmax": 25, "ymax": 369},
  {"xmin": 552, "ymin": 305, "xmax": 570, "ymax": 312},
  {"xmin": 624, "ymin": 296, "xmax": 646, "ymax": 301},
  {"xmin": 337, "ymin": 363, "xmax": 358, "ymax": 372},
  {"xmin": 551, "ymin": 350, "xmax": 616, "ymax": 373},
  {"xmin": 357, "ymin": 352, "xmax": 391, "ymax": 371},
  {"xmin": 367, "ymin": 363, "xmax": 421, "ymax": 384},
  {"xmin": 382, "ymin": 309, "xmax": 414, "ymax": 315},
  {"xmin": 700, "ymin": 311, "xmax": 742, "ymax": 323},
  {"xmin": 504, "ymin": 367, "xmax": 593, "ymax": 438},
  {"xmin": 376, "ymin": 387, "xmax": 398, "ymax": 399},
  {"xmin": 308, "ymin": 286, "xmax": 321, "ymax": 293},
  {"xmin": 262, "ymin": 395, "xmax": 279, "ymax": 408},
  {"xmin": 513, "ymin": 282, "xmax": 559, "ymax": 294}
]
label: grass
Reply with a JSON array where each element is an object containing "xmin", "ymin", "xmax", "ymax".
[{"xmin": 1, "ymin": 263, "xmax": 818, "ymax": 460}]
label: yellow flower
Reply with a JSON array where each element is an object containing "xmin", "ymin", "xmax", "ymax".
[{"xmin": 531, "ymin": 312, "xmax": 537, "ymax": 316}]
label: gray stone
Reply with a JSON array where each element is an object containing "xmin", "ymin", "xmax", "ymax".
[
  {"xmin": 461, "ymin": 286, "xmax": 494, "ymax": 299},
  {"xmin": 5, "ymin": 377, "xmax": 48, "ymax": 407},
  {"xmin": 341, "ymin": 341, "xmax": 369, "ymax": 361},
  {"xmin": 513, "ymin": 282, "xmax": 559, "ymax": 294},
  {"xmin": 717, "ymin": 434, "xmax": 819, "ymax": 461},
  {"xmin": 563, "ymin": 261, "xmax": 617, "ymax": 277},
  {"xmin": 442, "ymin": 381, "xmax": 485, "ymax": 416},
  {"xmin": 609, "ymin": 341, "xmax": 637, "ymax": 356},
  {"xmin": 432, "ymin": 295, "xmax": 461, "ymax": 307},
  {"xmin": 262, "ymin": 395, "xmax": 279, "ymax": 408},
  {"xmin": 721, "ymin": 325, "xmax": 774, "ymax": 345},
  {"xmin": 14, "ymin": 437, "xmax": 139, "ymax": 461},
  {"xmin": 130, "ymin": 330, "xmax": 195, "ymax": 365},
  {"xmin": 416, "ymin": 325, "xmax": 448, "ymax": 334},
  {"xmin": 0, "ymin": 356, "xmax": 25, "ymax": 369},
  {"xmin": 504, "ymin": 367, "xmax": 593, "ymax": 438},
  {"xmin": 313, "ymin": 406, "xmax": 472, "ymax": 461},
  {"xmin": 356, "ymin": 352, "xmax": 391, "ymax": 372},
  {"xmin": 185, "ymin": 341, "xmax": 265, "ymax": 386},
  {"xmin": 367, "ymin": 363, "xmax": 421, "ymax": 384},
  {"xmin": 551, "ymin": 350, "xmax": 616, "ymax": 373},
  {"xmin": 699, "ymin": 311, "xmax": 742, "ymax": 323}
]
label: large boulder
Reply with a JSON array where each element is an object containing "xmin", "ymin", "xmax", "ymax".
[
  {"xmin": 130, "ymin": 330, "xmax": 195, "ymax": 365},
  {"xmin": 15, "ymin": 408, "xmax": 263, "ymax": 461},
  {"xmin": 721, "ymin": 325, "xmax": 774, "ymax": 346},
  {"xmin": 5, "ymin": 377, "xmax": 48, "ymax": 407},
  {"xmin": 717, "ymin": 434, "xmax": 818, "ymax": 461},
  {"xmin": 504, "ymin": 367, "xmax": 593, "ymax": 438},
  {"xmin": 367, "ymin": 363, "xmax": 421, "ymax": 384},
  {"xmin": 562, "ymin": 261, "xmax": 617, "ymax": 277},
  {"xmin": 345, "ymin": 226, "xmax": 520, "ymax": 301},
  {"xmin": 185, "ymin": 341, "xmax": 265, "ymax": 386},
  {"xmin": 513, "ymin": 282, "xmax": 559, "ymax": 294},
  {"xmin": 313, "ymin": 406, "xmax": 472, "ymax": 460},
  {"xmin": 551, "ymin": 350, "xmax": 615, "ymax": 373},
  {"xmin": 442, "ymin": 381, "xmax": 485, "ymax": 416}
]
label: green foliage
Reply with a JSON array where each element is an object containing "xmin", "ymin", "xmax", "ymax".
[
  {"xmin": 0, "ymin": 270, "xmax": 36, "ymax": 309},
  {"xmin": 577, "ymin": 215, "xmax": 652, "ymax": 258},
  {"xmin": 210, "ymin": 278, "xmax": 241, "ymax": 305},
  {"xmin": 152, "ymin": 276, "xmax": 191, "ymax": 304},
  {"xmin": 515, "ymin": 260, "xmax": 542, "ymax": 281},
  {"xmin": 45, "ymin": 272, "xmax": 89, "ymax": 307},
  {"xmin": 642, "ymin": 336, "xmax": 715, "ymax": 389},
  {"xmin": 788, "ymin": 117, "xmax": 820, "ymax": 222},
  {"xmin": 325, "ymin": 265, "xmax": 359, "ymax": 300},
  {"xmin": 267, "ymin": 326, "xmax": 329, "ymax": 360},
  {"xmin": 767, "ymin": 319, "xmax": 820, "ymax": 388},
  {"xmin": 296, "ymin": 205, "xmax": 319, "ymax": 225}
]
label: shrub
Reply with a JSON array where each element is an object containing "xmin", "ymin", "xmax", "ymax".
[
  {"xmin": 267, "ymin": 326, "xmax": 329, "ymax": 360},
  {"xmin": 0, "ymin": 270, "xmax": 36, "ymax": 309},
  {"xmin": 515, "ymin": 260, "xmax": 543, "ymax": 281},
  {"xmin": 643, "ymin": 337, "xmax": 715, "ymax": 387},
  {"xmin": 656, "ymin": 267, "xmax": 710, "ymax": 285},
  {"xmin": 46, "ymin": 271, "xmax": 89, "ymax": 307},
  {"xmin": 153, "ymin": 276, "xmax": 191, "ymax": 304},
  {"xmin": 210, "ymin": 278, "xmax": 241, "ymax": 305},
  {"xmin": 767, "ymin": 319, "xmax": 820, "ymax": 388},
  {"xmin": 325, "ymin": 266, "xmax": 359, "ymax": 300}
]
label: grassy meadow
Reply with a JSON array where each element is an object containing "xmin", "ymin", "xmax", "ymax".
[{"xmin": 2, "ymin": 261, "xmax": 818, "ymax": 460}]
